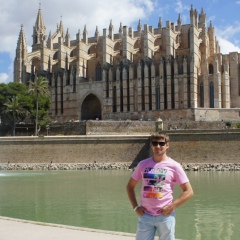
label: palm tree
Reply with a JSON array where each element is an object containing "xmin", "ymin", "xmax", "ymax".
[
  {"xmin": 3, "ymin": 96, "xmax": 28, "ymax": 136},
  {"xmin": 28, "ymin": 76, "xmax": 50, "ymax": 136}
]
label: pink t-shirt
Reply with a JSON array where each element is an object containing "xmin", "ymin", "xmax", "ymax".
[{"xmin": 131, "ymin": 157, "xmax": 189, "ymax": 216}]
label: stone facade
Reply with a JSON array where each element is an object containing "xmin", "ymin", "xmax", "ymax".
[{"xmin": 14, "ymin": 6, "xmax": 240, "ymax": 122}]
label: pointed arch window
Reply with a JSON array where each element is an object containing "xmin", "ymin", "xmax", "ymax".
[
  {"xmin": 141, "ymin": 60, "xmax": 145, "ymax": 110},
  {"xmin": 54, "ymin": 76, "xmax": 58, "ymax": 115},
  {"xmin": 53, "ymin": 51, "xmax": 58, "ymax": 60},
  {"xmin": 200, "ymin": 82, "xmax": 204, "ymax": 107},
  {"xmin": 210, "ymin": 82, "xmax": 214, "ymax": 108},
  {"xmin": 113, "ymin": 86, "xmax": 117, "ymax": 112},
  {"xmin": 96, "ymin": 63, "xmax": 102, "ymax": 81},
  {"xmin": 188, "ymin": 30, "xmax": 190, "ymax": 48},
  {"xmin": 156, "ymin": 84, "xmax": 160, "ymax": 110},
  {"xmin": 119, "ymin": 63, "xmax": 123, "ymax": 112},
  {"xmin": 73, "ymin": 68, "xmax": 76, "ymax": 92},
  {"xmin": 106, "ymin": 68, "xmax": 109, "ymax": 98},
  {"xmin": 209, "ymin": 64, "xmax": 213, "ymax": 74},
  {"xmin": 148, "ymin": 63, "xmax": 152, "ymax": 110}
]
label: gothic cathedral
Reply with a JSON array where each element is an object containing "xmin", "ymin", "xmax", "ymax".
[{"xmin": 14, "ymin": 5, "xmax": 240, "ymax": 122}]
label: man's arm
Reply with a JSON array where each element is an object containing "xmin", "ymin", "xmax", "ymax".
[
  {"xmin": 126, "ymin": 177, "xmax": 145, "ymax": 216},
  {"xmin": 126, "ymin": 177, "xmax": 139, "ymax": 209},
  {"xmin": 159, "ymin": 182, "xmax": 194, "ymax": 216}
]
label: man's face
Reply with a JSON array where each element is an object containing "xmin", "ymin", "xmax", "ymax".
[{"xmin": 151, "ymin": 137, "xmax": 169, "ymax": 155}]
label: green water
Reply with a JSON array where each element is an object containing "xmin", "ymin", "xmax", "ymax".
[{"xmin": 0, "ymin": 170, "xmax": 239, "ymax": 240}]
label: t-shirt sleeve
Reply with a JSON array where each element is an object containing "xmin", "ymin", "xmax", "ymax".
[
  {"xmin": 175, "ymin": 163, "xmax": 189, "ymax": 185},
  {"xmin": 131, "ymin": 162, "xmax": 143, "ymax": 181}
]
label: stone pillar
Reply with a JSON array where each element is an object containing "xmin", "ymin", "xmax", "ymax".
[
  {"xmin": 159, "ymin": 59, "xmax": 165, "ymax": 109},
  {"xmin": 151, "ymin": 62, "xmax": 156, "ymax": 110},
  {"xmin": 108, "ymin": 68, "xmax": 113, "ymax": 99},
  {"xmin": 166, "ymin": 59, "xmax": 172, "ymax": 109},
  {"xmin": 144, "ymin": 63, "xmax": 149, "ymax": 110},
  {"xmin": 183, "ymin": 57, "xmax": 188, "ymax": 108},
  {"xmin": 137, "ymin": 61, "xmax": 142, "ymax": 111},
  {"xmin": 122, "ymin": 67, "xmax": 128, "ymax": 112},
  {"xmin": 174, "ymin": 59, "xmax": 179, "ymax": 109},
  {"xmin": 229, "ymin": 52, "xmax": 239, "ymax": 107},
  {"xmin": 214, "ymin": 57, "xmax": 222, "ymax": 108},
  {"xmin": 129, "ymin": 64, "xmax": 134, "ymax": 111},
  {"xmin": 116, "ymin": 67, "xmax": 121, "ymax": 112},
  {"xmin": 222, "ymin": 60, "xmax": 230, "ymax": 108}
]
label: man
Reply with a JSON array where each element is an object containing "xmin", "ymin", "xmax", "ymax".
[{"xmin": 126, "ymin": 132, "xmax": 193, "ymax": 240}]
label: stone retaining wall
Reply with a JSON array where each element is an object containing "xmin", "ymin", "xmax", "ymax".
[
  {"xmin": 13, "ymin": 120, "xmax": 240, "ymax": 137},
  {"xmin": 0, "ymin": 131, "xmax": 240, "ymax": 169},
  {"xmin": 1, "ymin": 162, "xmax": 239, "ymax": 171}
]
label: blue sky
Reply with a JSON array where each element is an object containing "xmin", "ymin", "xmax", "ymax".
[{"xmin": 0, "ymin": 0, "xmax": 240, "ymax": 84}]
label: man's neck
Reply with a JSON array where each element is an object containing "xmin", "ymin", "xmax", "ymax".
[{"xmin": 153, "ymin": 154, "xmax": 168, "ymax": 162}]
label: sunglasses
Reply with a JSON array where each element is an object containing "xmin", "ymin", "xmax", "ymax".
[{"xmin": 151, "ymin": 141, "xmax": 166, "ymax": 147}]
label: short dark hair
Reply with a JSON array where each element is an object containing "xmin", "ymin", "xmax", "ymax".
[{"xmin": 150, "ymin": 132, "xmax": 170, "ymax": 143}]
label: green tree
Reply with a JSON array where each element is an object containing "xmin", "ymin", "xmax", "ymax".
[
  {"xmin": 3, "ymin": 96, "xmax": 29, "ymax": 136},
  {"xmin": 0, "ymin": 82, "xmax": 30, "ymax": 136},
  {"xmin": 28, "ymin": 76, "xmax": 50, "ymax": 136}
]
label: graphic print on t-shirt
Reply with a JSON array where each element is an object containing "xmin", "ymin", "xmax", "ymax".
[{"xmin": 143, "ymin": 167, "xmax": 167, "ymax": 199}]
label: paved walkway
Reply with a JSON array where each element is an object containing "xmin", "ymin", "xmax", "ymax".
[{"xmin": 0, "ymin": 216, "xmax": 136, "ymax": 240}]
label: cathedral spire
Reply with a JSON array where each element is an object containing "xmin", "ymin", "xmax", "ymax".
[
  {"xmin": 83, "ymin": 24, "xmax": 87, "ymax": 34},
  {"xmin": 138, "ymin": 19, "xmax": 142, "ymax": 32},
  {"xmin": 14, "ymin": 24, "xmax": 28, "ymax": 83},
  {"xmin": 65, "ymin": 28, "xmax": 70, "ymax": 37},
  {"xmin": 119, "ymin": 22, "xmax": 123, "ymax": 34},
  {"xmin": 47, "ymin": 31, "xmax": 52, "ymax": 48},
  {"xmin": 59, "ymin": 16, "xmax": 64, "ymax": 38},
  {"xmin": 17, "ymin": 24, "xmax": 27, "ymax": 50},
  {"xmin": 119, "ymin": 22, "xmax": 123, "ymax": 38},
  {"xmin": 35, "ymin": 4, "xmax": 45, "ymax": 31},
  {"xmin": 95, "ymin": 26, "xmax": 99, "ymax": 39},
  {"xmin": 109, "ymin": 19, "xmax": 113, "ymax": 31},
  {"xmin": 33, "ymin": 5, "xmax": 46, "ymax": 45},
  {"xmin": 177, "ymin": 14, "xmax": 182, "ymax": 26},
  {"xmin": 177, "ymin": 14, "xmax": 182, "ymax": 32},
  {"xmin": 83, "ymin": 25, "xmax": 88, "ymax": 43},
  {"xmin": 158, "ymin": 17, "xmax": 162, "ymax": 32},
  {"xmin": 199, "ymin": 8, "xmax": 206, "ymax": 27},
  {"xmin": 65, "ymin": 28, "xmax": 70, "ymax": 47},
  {"xmin": 209, "ymin": 20, "xmax": 213, "ymax": 29},
  {"xmin": 109, "ymin": 20, "xmax": 114, "ymax": 40}
]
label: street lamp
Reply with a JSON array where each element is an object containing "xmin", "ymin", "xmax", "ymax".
[{"xmin": 155, "ymin": 117, "xmax": 163, "ymax": 132}]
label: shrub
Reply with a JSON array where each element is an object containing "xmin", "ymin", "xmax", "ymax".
[
  {"xmin": 226, "ymin": 121, "xmax": 232, "ymax": 127},
  {"xmin": 236, "ymin": 122, "xmax": 240, "ymax": 129}
]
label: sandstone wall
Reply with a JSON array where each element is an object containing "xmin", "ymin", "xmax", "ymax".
[
  {"xmin": 14, "ymin": 120, "xmax": 238, "ymax": 137},
  {"xmin": 0, "ymin": 132, "xmax": 239, "ymax": 166}
]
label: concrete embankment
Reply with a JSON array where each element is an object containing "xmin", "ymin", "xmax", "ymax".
[
  {"xmin": 0, "ymin": 130, "xmax": 240, "ymax": 167},
  {"xmin": 0, "ymin": 216, "xmax": 136, "ymax": 240}
]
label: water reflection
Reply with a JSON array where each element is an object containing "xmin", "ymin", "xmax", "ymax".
[
  {"xmin": 175, "ymin": 171, "xmax": 240, "ymax": 240},
  {"xmin": 0, "ymin": 170, "xmax": 239, "ymax": 240}
]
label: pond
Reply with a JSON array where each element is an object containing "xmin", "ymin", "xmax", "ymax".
[{"xmin": 0, "ymin": 170, "xmax": 239, "ymax": 240}]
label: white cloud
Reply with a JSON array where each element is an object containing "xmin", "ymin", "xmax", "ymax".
[
  {"xmin": 174, "ymin": 0, "xmax": 189, "ymax": 14},
  {"xmin": 0, "ymin": 1, "xmax": 155, "ymax": 56},
  {"xmin": 0, "ymin": 0, "xmax": 155, "ymax": 83},
  {"xmin": 0, "ymin": 73, "xmax": 9, "ymax": 84},
  {"xmin": 215, "ymin": 23, "xmax": 240, "ymax": 53},
  {"xmin": 0, "ymin": 0, "xmax": 240, "ymax": 83},
  {"xmin": 216, "ymin": 23, "xmax": 240, "ymax": 40},
  {"xmin": 217, "ymin": 37, "xmax": 240, "ymax": 54}
]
